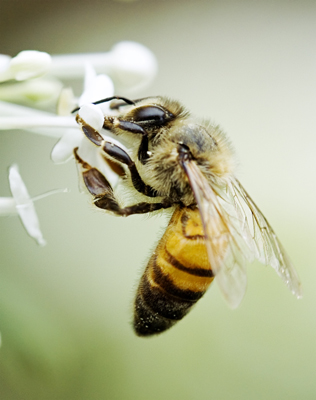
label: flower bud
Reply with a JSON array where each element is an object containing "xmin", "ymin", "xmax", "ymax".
[{"xmin": 9, "ymin": 50, "xmax": 51, "ymax": 81}]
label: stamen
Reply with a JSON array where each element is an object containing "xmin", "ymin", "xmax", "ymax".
[{"xmin": 18, "ymin": 188, "xmax": 69, "ymax": 205}]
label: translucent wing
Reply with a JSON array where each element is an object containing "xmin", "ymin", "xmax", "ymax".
[
  {"xmin": 227, "ymin": 178, "xmax": 302, "ymax": 299},
  {"xmin": 183, "ymin": 161, "xmax": 252, "ymax": 308},
  {"xmin": 182, "ymin": 160, "xmax": 302, "ymax": 307}
]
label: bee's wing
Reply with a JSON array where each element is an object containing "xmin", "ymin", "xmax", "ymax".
[
  {"xmin": 183, "ymin": 161, "xmax": 251, "ymax": 308},
  {"xmin": 227, "ymin": 178, "xmax": 302, "ymax": 299}
]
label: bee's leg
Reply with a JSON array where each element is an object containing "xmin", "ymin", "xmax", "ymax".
[
  {"xmin": 103, "ymin": 118, "xmax": 150, "ymax": 164},
  {"xmin": 95, "ymin": 197, "xmax": 172, "ymax": 216},
  {"xmin": 74, "ymin": 148, "xmax": 171, "ymax": 216},
  {"xmin": 74, "ymin": 147, "xmax": 116, "ymax": 208},
  {"xmin": 101, "ymin": 141, "xmax": 157, "ymax": 197}
]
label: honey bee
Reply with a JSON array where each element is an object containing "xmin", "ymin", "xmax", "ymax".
[{"xmin": 73, "ymin": 96, "xmax": 302, "ymax": 336}]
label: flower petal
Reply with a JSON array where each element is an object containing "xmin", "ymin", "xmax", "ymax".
[
  {"xmin": 79, "ymin": 64, "xmax": 114, "ymax": 112},
  {"xmin": 9, "ymin": 164, "xmax": 46, "ymax": 246},
  {"xmin": 78, "ymin": 104, "xmax": 104, "ymax": 131},
  {"xmin": 51, "ymin": 128, "xmax": 82, "ymax": 164},
  {"xmin": 110, "ymin": 41, "xmax": 158, "ymax": 92}
]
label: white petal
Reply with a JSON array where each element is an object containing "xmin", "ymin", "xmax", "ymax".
[
  {"xmin": 9, "ymin": 164, "xmax": 31, "ymax": 204},
  {"xmin": 80, "ymin": 75, "xmax": 114, "ymax": 112},
  {"xmin": 78, "ymin": 104, "xmax": 104, "ymax": 131},
  {"xmin": 9, "ymin": 164, "xmax": 46, "ymax": 246},
  {"xmin": 10, "ymin": 51, "xmax": 52, "ymax": 81},
  {"xmin": 51, "ymin": 128, "xmax": 82, "ymax": 163},
  {"xmin": 79, "ymin": 64, "xmax": 114, "ymax": 112},
  {"xmin": 110, "ymin": 41, "xmax": 158, "ymax": 91}
]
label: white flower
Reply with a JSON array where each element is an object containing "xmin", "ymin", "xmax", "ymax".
[
  {"xmin": 0, "ymin": 165, "xmax": 67, "ymax": 246},
  {"xmin": 0, "ymin": 41, "xmax": 157, "ymax": 109},
  {"xmin": 0, "ymin": 64, "xmax": 127, "ymax": 188},
  {"xmin": 0, "ymin": 51, "xmax": 60, "ymax": 108},
  {"xmin": 0, "ymin": 40, "xmax": 157, "ymax": 146},
  {"xmin": 0, "ymin": 41, "xmax": 158, "ymax": 246},
  {"xmin": 50, "ymin": 61, "xmax": 132, "ymax": 189},
  {"xmin": 51, "ymin": 63, "xmax": 123, "ymax": 188}
]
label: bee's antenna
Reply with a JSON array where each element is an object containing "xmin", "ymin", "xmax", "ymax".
[{"xmin": 71, "ymin": 96, "xmax": 135, "ymax": 114}]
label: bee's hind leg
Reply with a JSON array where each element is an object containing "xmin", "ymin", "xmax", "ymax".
[{"xmin": 74, "ymin": 148, "xmax": 171, "ymax": 216}]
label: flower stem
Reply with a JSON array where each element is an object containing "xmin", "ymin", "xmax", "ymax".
[
  {"xmin": 0, "ymin": 197, "xmax": 17, "ymax": 215},
  {"xmin": 0, "ymin": 116, "xmax": 77, "ymax": 130}
]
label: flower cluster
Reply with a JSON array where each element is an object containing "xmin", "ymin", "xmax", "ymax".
[{"xmin": 0, "ymin": 41, "xmax": 158, "ymax": 244}]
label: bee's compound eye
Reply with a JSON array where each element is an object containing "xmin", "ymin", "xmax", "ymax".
[{"xmin": 133, "ymin": 106, "xmax": 173, "ymax": 126}]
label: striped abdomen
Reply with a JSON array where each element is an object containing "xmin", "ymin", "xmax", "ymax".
[{"xmin": 134, "ymin": 206, "xmax": 216, "ymax": 336}]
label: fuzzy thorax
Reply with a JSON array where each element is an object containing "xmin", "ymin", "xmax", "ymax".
[{"xmin": 139, "ymin": 118, "xmax": 235, "ymax": 205}]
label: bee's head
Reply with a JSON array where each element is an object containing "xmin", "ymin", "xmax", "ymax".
[{"xmin": 113, "ymin": 96, "xmax": 189, "ymax": 138}]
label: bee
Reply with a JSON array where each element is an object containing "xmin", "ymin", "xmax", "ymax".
[{"xmin": 73, "ymin": 96, "xmax": 302, "ymax": 336}]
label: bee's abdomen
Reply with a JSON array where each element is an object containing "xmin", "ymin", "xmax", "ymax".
[
  {"xmin": 133, "ymin": 207, "xmax": 215, "ymax": 336},
  {"xmin": 134, "ymin": 267, "xmax": 192, "ymax": 336}
]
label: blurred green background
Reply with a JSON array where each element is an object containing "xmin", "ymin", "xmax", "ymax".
[{"xmin": 1, "ymin": 0, "xmax": 316, "ymax": 399}]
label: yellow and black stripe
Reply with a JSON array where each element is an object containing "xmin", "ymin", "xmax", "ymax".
[{"xmin": 133, "ymin": 207, "xmax": 215, "ymax": 336}]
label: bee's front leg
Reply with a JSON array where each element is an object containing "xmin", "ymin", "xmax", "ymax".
[
  {"xmin": 103, "ymin": 117, "xmax": 149, "ymax": 164},
  {"xmin": 74, "ymin": 148, "xmax": 171, "ymax": 216}
]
